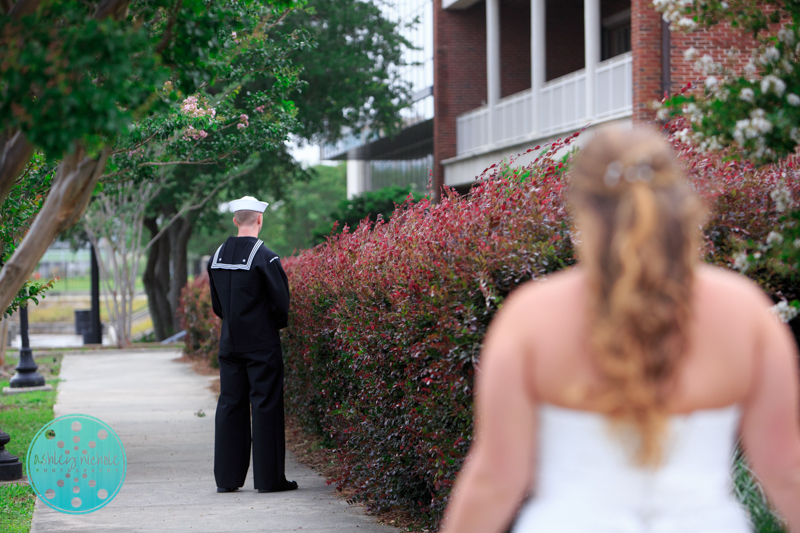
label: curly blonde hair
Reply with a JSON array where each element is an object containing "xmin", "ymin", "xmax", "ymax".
[{"xmin": 570, "ymin": 126, "xmax": 704, "ymax": 466}]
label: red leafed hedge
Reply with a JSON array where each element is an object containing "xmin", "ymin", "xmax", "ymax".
[
  {"xmin": 280, "ymin": 134, "xmax": 579, "ymax": 525},
  {"xmin": 179, "ymin": 274, "xmax": 221, "ymax": 368},
  {"xmin": 181, "ymin": 121, "xmax": 799, "ymax": 528}
]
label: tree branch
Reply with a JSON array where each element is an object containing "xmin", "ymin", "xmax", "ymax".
[
  {"xmin": 0, "ymin": 147, "xmax": 110, "ymax": 314},
  {"xmin": 0, "ymin": 131, "xmax": 34, "ymax": 208},
  {"xmin": 110, "ymin": 130, "xmax": 160, "ymax": 156},
  {"xmin": 93, "ymin": 0, "xmax": 132, "ymax": 20},
  {"xmin": 142, "ymin": 166, "xmax": 251, "ymax": 254},
  {"xmin": 264, "ymin": 8, "xmax": 293, "ymax": 33},
  {"xmin": 138, "ymin": 155, "xmax": 230, "ymax": 168},
  {"xmin": 7, "ymin": 0, "xmax": 43, "ymax": 18},
  {"xmin": 155, "ymin": 0, "xmax": 184, "ymax": 55}
]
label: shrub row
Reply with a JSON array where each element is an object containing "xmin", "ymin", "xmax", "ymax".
[{"xmin": 181, "ymin": 121, "xmax": 799, "ymax": 528}]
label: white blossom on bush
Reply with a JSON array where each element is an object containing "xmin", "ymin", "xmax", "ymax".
[
  {"xmin": 675, "ymin": 128, "xmax": 693, "ymax": 144},
  {"xmin": 684, "ymin": 46, "xmax": 698, "ymax": 61},
  {"xmin": 733, "ymin": 109, "xmax": 773, "ymax": 146},
  {"xmin": 739, "ymin": 88, "xmax": 755, "ymax": 103},
  {"xmin": 761, "ymin": 46, "xmax": 781, "ymax": 65},
  {"xmin": 770, "ymin": 300, "xmax": 799, "ymax": 323},
  {"xmin": 761, "ymin": 75, "xmax": 787, "ymax": 97},
  {"xmin": 237, "ymin": 114, "xmax": 250, "ymax": 130},
  {"xmin": 771, "ymin": 180, "xmax": 793, "ymax": 213},
  {"xmin": 779, "ymin": 27, "xmax": 795, "ymax": 45},
  {"xmin": 794, "ymin": 238, "xmax": 800, "ymax": 249},
  {"xmin": 733, "ymin": 251, "xmax": 749, "ymax": 272},
  {"xmin": 788, "ymin": 94, "xmax": 800, "ymax": 106},
  {"xmin": 767, "ymin": 231, "xmax": 784, "ymax": 246}
]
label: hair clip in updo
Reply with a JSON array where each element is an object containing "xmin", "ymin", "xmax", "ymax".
[
  {"xmin": 604, "ymin": 161, "xmax": 624, "ymax": 187},
  {"xmin": 604, "ymin": 158, "xmax": 655, "ymax": 188}
]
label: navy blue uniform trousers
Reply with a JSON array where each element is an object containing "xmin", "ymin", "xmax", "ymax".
[{"xmin": 214, "ymin": 345, "xmax": 286, "ymax": 491}]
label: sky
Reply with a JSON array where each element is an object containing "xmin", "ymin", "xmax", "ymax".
[{"xmin": 287, "ymin": 138, "xmax": 322, "ymax": 167}]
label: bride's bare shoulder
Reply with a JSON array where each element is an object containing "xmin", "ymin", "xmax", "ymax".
[
  {"xmin": 695, "ymin": 265, "xmax": 772, "ymax": 309},
  {"xmin": 496, "ymin": 268, "xmax": 584, "ymax": 322}
]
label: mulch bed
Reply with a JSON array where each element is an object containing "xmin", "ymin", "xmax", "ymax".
[{"xmin": 175, "ymin": 353, "xmax": 426, "ymax": 531}]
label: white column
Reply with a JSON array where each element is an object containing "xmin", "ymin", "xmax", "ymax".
[
  {"xmin": 486, "ymin": 0, "xmax": 501, "ymax": 144},
  {"xmin": 531, "ymin": 0, "xmax": 545, "ymax": 134},
  {"xmin": 346, "ymin": 160, "xmax": 370, "ymax": 199},
  {"xmin": 584, "ymin": 0, "xmax": 601, "ymax": 120}
]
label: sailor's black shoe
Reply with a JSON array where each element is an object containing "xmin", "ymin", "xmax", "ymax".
[
  {"xmin": 258, "ymin": 480, "xmax": 298, "ymax": 493},
  {"xmin": 216, "ymin": 487, "xmax": 239, "ymax": 493}
]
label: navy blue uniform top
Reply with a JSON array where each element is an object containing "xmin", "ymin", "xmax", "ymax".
[{"xmin": 206, "ymin": 236, "xmax": 290, "ymax": 353}]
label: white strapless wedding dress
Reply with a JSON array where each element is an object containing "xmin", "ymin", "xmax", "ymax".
[{"xmin": 512, "ymin": 404, "xmax": 751, "ymax": 532}]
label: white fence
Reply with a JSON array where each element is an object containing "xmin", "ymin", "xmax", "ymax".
[
  {"xmin": 595, "ymin": 52, "xmax": 633, "ymax": 120},
  {"xmin": 455, "ymin": 52, "xmax": 632, "ymax": 156}
]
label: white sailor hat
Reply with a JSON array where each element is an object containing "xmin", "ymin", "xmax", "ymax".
[{"xmin": 229, "ymin": 196, "xmax": 268, "ymax": 213}]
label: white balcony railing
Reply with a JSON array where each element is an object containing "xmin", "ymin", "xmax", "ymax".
[
  {"xmin": 455, "ymin": 52, "xmax": 632, "ymax": 156},
  {"xmin": 539, "ymin": 69, "xmax": 587, "ymax": 136},
  {"xmin": 493, "ymin": 88, "xmax": 533, "ymax": 148},
  {"xmin": 595, "ymin": 52, "xmax": 633, "ymax": 120},
  {"xmin": 456, "ymin": 106, "xmax": 490, "ymax": 156}
]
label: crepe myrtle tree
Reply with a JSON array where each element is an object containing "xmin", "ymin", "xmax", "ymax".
[
  {"xmin": 138, "ymin": 0, "xmax": 416, "ymax": 340},
  {"xmin": 653, "ymin": 0, "xmax": 800, "ymax": 323},
  {"xmin": 0, "ymin": 0, "xmax": 303, "ymax": 317},
  {"xmin": 106, "ymin": 19, "xmax": 305, "ymax": 340}
]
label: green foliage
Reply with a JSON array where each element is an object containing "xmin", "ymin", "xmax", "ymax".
[
  {"xmin": 0, "ymin": 483, "xmax": 35, "ymax": 533},
  {"xmin": 178, "ymin": 276, "xmax": 220, "ymax": 368},
  {"xmin": 0, "ymin": 353, "xmax": 60, "ymax": 532},
  {"xmin": 655, "ymin": 1, "xmax": 800, "ymax": 162},
  {"xmin": 1, "ymin": 1, "xmax": 308, "ymax": 158},
  {"xmin": 0, "ymin": 1, "xmax": 311, "ymax": 317},
  {"xmin": 0, "ymin": 152, "xmax": 57, "ymax": 317},
  {"xmin": 314, "ymin": 184, "xmax": 423, "ymax": 243},
  {"xmin": 282, "ymin": 0, "xmax": 414, "ymax": 142},
  {"xmin": 262, "ymin": 163, "xmax": 347, "ymax": 255},
  {"xmin": 734, "ymin": 450, "xmax": 788, "ymax": 532}
]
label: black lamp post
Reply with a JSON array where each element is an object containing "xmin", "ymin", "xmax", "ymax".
[
  {"xmin": 88, "ymin": 243, "xmax": 102, "ymax": 344},
  {"xmin": 0, "ymin": 426, "xmax": 23, "ymax": 481},
  {"xmin": 9, "ymin": 305, "xmax": 45, "ymax": 388}
]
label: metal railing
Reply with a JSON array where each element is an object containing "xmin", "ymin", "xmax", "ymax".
[{"xmin": 455, "ymin": 51, "xmax": 633, "ymax": 156}]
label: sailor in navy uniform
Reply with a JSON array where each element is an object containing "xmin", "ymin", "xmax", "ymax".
[{"xmin": 208, "ymin": 196, "xmax": 298, "ymax": 493}]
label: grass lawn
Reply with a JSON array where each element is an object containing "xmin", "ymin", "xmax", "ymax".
[
  {"xmin": 0, "ymin": 353, "xmax": 61, "ymax": 533},
  {"xmin": 45, "ymin": 275, "xmax": 144, "ymax": 294},
  {"xmin": 28, "ymin": 298, "xmax": 149, "ymax": 323}
]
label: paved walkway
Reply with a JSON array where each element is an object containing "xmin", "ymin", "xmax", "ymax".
[{"xmin": 31, "ymin": 350, "xmax": 399, "ymax": 533}]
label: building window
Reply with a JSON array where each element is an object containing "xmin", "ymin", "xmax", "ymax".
[{"xmin": 602, "ymin": 8, "xmax": 631, "ymax": 60}]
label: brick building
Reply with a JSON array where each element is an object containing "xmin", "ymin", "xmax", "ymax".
[{"xmin": 325, "ymin": 0, "xmax": 750, "ymax": 198}]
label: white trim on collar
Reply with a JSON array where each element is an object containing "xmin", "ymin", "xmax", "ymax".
[{"xmin": 210, "ymin": 240, "xmax": 264, "ymax": 270}]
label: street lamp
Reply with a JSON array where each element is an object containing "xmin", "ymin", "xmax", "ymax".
[
  {"xmin": 0, "ymin": 427, "xmax": 23, "ymax": 481},
  {"xmin": 9, "ymin": 305, "xmax": 45, "ymax": 388}
]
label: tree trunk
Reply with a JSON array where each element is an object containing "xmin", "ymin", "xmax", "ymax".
[
  {"xmin": 168, "ymin": 215, "xmax": 193, "ymax": 333},
  {"xmin": 0, "ymin": 147, "xmax": 109, "ymax": 314},
  {"xmin": 142, "ymin": 217, "xmax": 173, "ymax": 341},
  {"xmin": 0, "ymin": 317, "xmax": 8, "ymax": 369},
  {"xmin": 0, "ymin": 131, "xmax": 34, "ymax": 208}
]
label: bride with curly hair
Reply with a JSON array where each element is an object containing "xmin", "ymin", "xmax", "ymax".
[{"xmin": 441, "ymin": 126, "xmax": 800, "ymax": 533}]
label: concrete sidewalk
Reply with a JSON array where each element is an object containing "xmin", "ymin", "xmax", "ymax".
[{"xmin": 31, "ymin": 350, "xmax": 399, "ymax": 533}]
